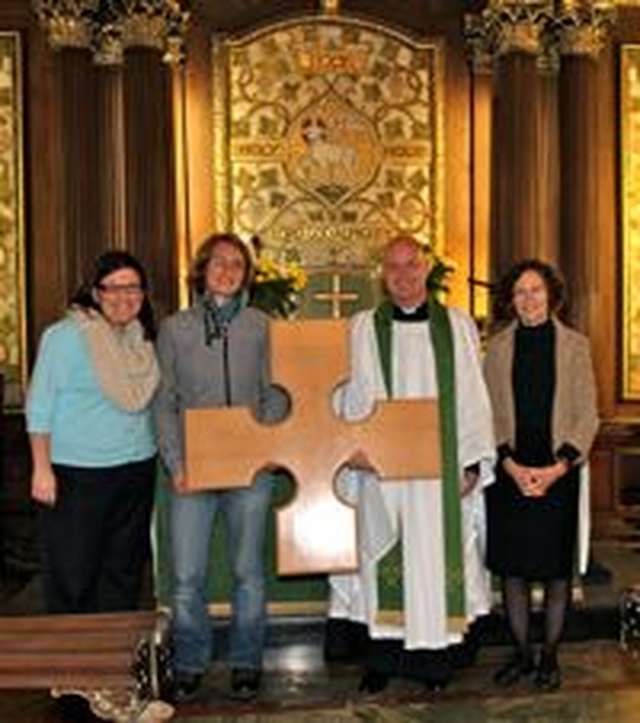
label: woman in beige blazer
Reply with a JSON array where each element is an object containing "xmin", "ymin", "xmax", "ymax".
[{"xmin": 483, "ymin": 259, "xmax": 599, "ymax": 692}]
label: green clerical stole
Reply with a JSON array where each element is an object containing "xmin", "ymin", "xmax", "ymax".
[{"xmin": 373, "ymin": 298, "xmax": 466, "ymax": 632}]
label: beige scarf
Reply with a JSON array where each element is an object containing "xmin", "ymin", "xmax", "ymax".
[{"xmin": 68, "ymin": 307, "xmax": 160, "ymax": 412}]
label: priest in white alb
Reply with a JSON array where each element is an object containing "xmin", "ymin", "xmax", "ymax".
[{"xmin": 327, "ymin": 235, "xmax": 496, "ymax": 692}]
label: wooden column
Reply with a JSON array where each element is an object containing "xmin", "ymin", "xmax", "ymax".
[
  {"xmin": 468, "ymin": 68, "xmax": 493, "ymax": 322},
  {"xmin": 537, "ymin": 69, "xmax": 560, "ymax": 265},
  {"xmin": 96, "ymin": 64, "xmax": 127, "ymax": 249},
  {"xmin": 53, "ymin": 49, "xmax": 101, "ymax": 296},
  {"xmin": 123, "ymin": 48, "xmax": 178, "ymax": 317},
  {"xmin": 558, "ymin": 53, "xmax": 601, "ymax": 336},
  {"xmin": 490, "ymin": 51, "xmax": 559, "ymax": 283}
]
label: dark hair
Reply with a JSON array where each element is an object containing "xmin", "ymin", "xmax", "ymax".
[
  {"xmin": 70, "ymin": 250, "xmax": 156, "ymax": 340},
  {"xmin": 494, "ymin": 258, "xmax": 565, "ymax": 322},
  {"xmin": 188, "ymin": 232, "xmax": 254, "ymax": 297}
]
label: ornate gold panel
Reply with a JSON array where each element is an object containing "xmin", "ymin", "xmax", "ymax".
[
  {"xmin": 621, "ymin": 45, "xmax": 640, "ymax": 399},
  {"xmin": 211, "ymin": 16, "xmax": 443, "ymax": 312},
  {"xmin": 0, "ymin": 33, "xmax": 25, "ymax": 409}
]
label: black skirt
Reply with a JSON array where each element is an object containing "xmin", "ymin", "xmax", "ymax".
[{"xmin": 485, "ymin": 464, "xmax": 580, "ymax": 579}]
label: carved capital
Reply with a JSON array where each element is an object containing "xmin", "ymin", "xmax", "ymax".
[
  {"xmin": 118, "ymin": 1, "xmax": 191, "ymax": 62},
  {"xmin": 465, "ymin": 1, "xmax": 617, "ymax": 72},
  {"xmin": 555, "ymin": 2, "xmax": 616, "ymax": 57},
  {"xmin": 121, "ymin": 12, "xmax": 166, "ymax": 51},
  {"xmin": 32, "ymin": 0, "xmax": 98, "ymax": 50},
  {"xmin": 559, "ymin": 22, "xmax": 606, "ymax": 54},
  {"xmin": 464, "ymin": 13, "xmax": 497, "ymax": 74},
  {"xmin": 32, "ymin": 0, "xmax": 190, "ymax": 64},
  {"xmin": 496, "ymin": 15, "xmax": 548, "ymax": 55},
  {"xmin": 93, "ymin": 22, "xmax": 124, "ymax": 65},
  {"xmin": 464, "ymin": 2, "xmax": 554, "ymax": 73}
]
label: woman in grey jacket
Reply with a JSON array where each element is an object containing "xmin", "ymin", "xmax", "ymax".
[
  {"xmin": 484, "ymin": 259, "xmax": 599, "ymax": 692},
  {"xmin": 154, "ymin": 233, "xmax": 285, "ymax": 704}
]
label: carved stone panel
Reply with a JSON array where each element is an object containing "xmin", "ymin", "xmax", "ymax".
[
  {"xmin": 0, "ymin": 33, "xmax": 24, "ymax": 408},
  {"xmin": 211, "ymin": 16, "xmax": 444, "ymax": 315}
]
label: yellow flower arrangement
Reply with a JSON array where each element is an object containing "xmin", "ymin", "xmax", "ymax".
[{"xmin": 250, "ymin": 253, "xmax": 308, "ymax": 318}]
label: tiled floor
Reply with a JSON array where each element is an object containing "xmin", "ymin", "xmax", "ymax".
[{"xmin": 0, "ymin": 535, "xmax": 638, "ymax": 721}]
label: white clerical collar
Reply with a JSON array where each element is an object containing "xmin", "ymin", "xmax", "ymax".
[{"xmin": 393, "ymin": 302, "xmax": 429, "ymax": 322}]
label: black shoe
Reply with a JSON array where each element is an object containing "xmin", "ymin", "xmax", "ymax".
[
  {"xmin": 493, "ymin": 652, "xmax": 535, "ymax": 687},
  {"xmin": 535, "ymin": 652, "xmax": 561, "ymax": 692},
  {"xmin": 230, "ymin": 667, "xmax": 261, "ymax": 701},
  {"xmin": 172, "ymin": 671, "xmax": 203, "ymax": 704},
  {"xmin": 358, "ymin": 669, "xmax": 390, "ymax": 694},
  {"xmin": 324, "ymin": 619, "xmax": 368, "ymax": 662}
]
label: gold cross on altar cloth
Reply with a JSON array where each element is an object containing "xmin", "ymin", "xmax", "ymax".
[
  {"xmin": 313, "ymin": 272, "xmax": 359, "ymax": 319},
  {"xmin": 185, "ymin": 320, "xmax": 441, "ymax": 576}
]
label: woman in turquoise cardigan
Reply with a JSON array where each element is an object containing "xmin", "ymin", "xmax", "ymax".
[{"xmin": 26, "ymin": 250, "xmax": 159, "ymax": 614}]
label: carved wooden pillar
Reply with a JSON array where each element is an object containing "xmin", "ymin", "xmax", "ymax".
[
  {"xmin": 466, "ymin": 4, "xmax": 560, "ymax": 297},
  {"xmin": 96, "ymin": 63, "xmax": 127, "ymax": 249},
  {"xmin": 537, "ymin": 69, "xmax": 560, "ymax": 265},
  {"xmin": 491, "ymin": 52, "xmax": 556, "ymax": 279},
  {"xmin": 33, "ymin": 2, "xmax": 106, "ymax": 297},
  {"xmin": 123, "ymin": 48, "xmax": 178, "ymax": 317},
  {"xmin": 465, "ymin": 34, "xmax": 494, "ymax": 322},
  {"xmin": 35, "ymin": 1, "xmax": 189, "ymax": 318},
  {"xmin": 52, "ymin": 48, "xmax": 102, "ymax": 296},
  {"xmin": 557, "ymin": 16, "xmax": 612, "ymax": 336}
]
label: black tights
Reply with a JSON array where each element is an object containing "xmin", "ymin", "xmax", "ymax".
[{"xmin": 501, "ymin": 576, "xmax": 570, "ymax": 661}]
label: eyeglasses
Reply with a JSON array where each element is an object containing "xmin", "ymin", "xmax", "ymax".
[{"xmin": 98, "ymin": 283, "xmax": 144, "ymax": 297}]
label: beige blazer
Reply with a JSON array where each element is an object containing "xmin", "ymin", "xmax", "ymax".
[{"xmin": 483, "ymin": 317, "xmax": 599, "ymax": 464}]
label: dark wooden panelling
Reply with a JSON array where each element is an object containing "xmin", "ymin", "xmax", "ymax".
[
  {"xmin": 0, "ymin": 414, "xmax": 37, "ymax": 577},
  {"xmin": 590, "ymin": 450, "xmax": 614, "ymax": 515},
  {"xmin": 613, "ymin": 448, "xmax": 640, "ymax": 511},
  {"xmin": 591, "ymin": 421, "xmax": 640, "ymax": 529}
]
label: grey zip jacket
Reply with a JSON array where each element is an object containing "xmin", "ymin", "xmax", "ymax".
[{"xmin": 154, "ymin": 301, "xmax": 287, "ymax": 478}]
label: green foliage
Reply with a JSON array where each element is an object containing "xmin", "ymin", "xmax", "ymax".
[
  {"xmin": 249, "ymin": 278, "xmax": 300, "ymax": 319},
  {"xmin": 427, "ymin": 256, "xmax": 456, "ymax": 299}
]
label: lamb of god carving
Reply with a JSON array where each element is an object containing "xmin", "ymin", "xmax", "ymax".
[{"xmin": 185, "ymin": 319, "xmax": 440, "ymax": 576}]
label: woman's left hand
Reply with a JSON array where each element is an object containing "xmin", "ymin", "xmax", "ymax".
[{"xmin": 528, "ymin": 461, "xmax": 569, "ymax": 497}]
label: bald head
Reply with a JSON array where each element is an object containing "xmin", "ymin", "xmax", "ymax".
[{"xmin": 382, "ymin": 235, "xmax": 430, "ymax": 308}]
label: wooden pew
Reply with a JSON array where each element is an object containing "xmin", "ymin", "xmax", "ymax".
[{"xmin": 0, "ymin": 610, "xmax": 174, "ymax": 721}]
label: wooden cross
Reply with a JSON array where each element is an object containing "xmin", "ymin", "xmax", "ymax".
[
  {"xmin": 185, "ymin": 319, "xmax": 440, "ymax": 576},
  {"xmin": 312, "ymin": 272, "xmax": 359, "ymax": 318}
]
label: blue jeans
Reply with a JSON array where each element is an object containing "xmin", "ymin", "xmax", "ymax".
[{"xmin": 168, "ymin": 473, "xmax": 272, "ymax": 674}]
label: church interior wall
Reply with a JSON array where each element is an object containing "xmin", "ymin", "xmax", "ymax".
[{"xmin": 1, "ymin": 0, "xmax": 640, "ymax": 549}]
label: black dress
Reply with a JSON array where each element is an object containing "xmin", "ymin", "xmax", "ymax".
[{"xmin": 486, "ymin": 320, "xmax": 580, "ymax": 580}]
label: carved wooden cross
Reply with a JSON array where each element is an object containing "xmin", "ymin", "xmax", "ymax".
[{"xmin": 185, "ymin": 319, "xmax": 440, "ymax": 576}]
